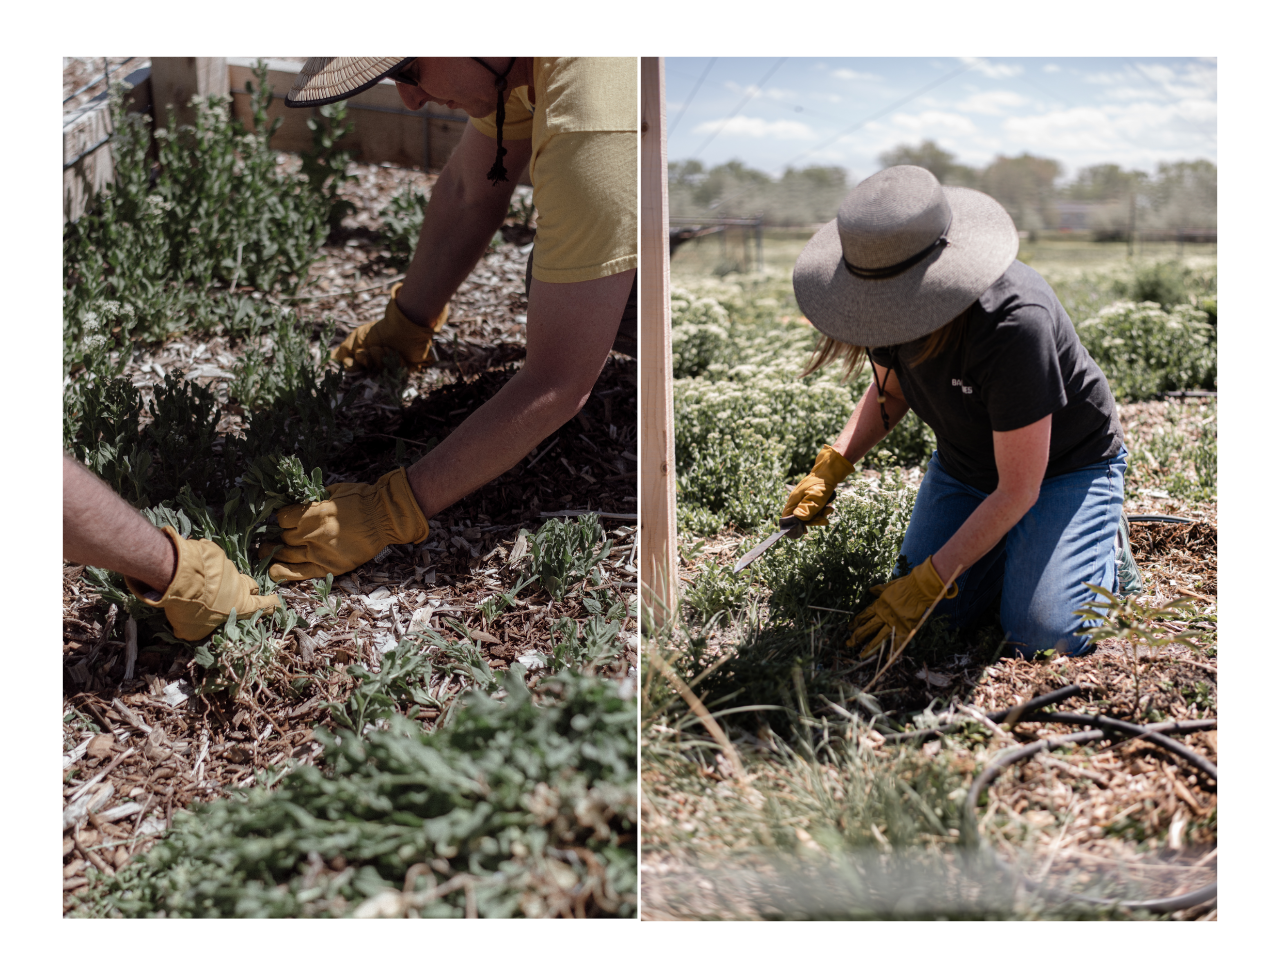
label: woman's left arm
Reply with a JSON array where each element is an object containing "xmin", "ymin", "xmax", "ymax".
[{"xmin": 931, "ymin": 414, "xmax": 1052, "ymax": 584}]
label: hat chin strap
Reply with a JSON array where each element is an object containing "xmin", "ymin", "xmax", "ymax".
[
  {"xmin": 473, "ymin": 57, "xmax": 517, "ymax": 185},
  {"xmin": 843, "ymin": 219, "xmax": 952, "ymax": 280}
]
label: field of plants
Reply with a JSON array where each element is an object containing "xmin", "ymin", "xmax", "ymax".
[
  {"xmin": 62, "ymin": 67, "xmax": 636, "ymax": 917},
  {"xmin": 642, "ymin": 231, "xmax": 1217, "ymax": 919}
]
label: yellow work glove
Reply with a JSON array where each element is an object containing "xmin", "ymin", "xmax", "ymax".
[
  {"xmin": 847, "ymin": 556, "xmax": 958, "ymax": 658},
  {"xmin": 782, "ymin": 445, "xmax": 854, "ymax": 527},
  {"xmin": 125, "ymin": 526, "xmax": 280, "ymax": 641},
  {"xmin": 264, "ymin": 467, "xmax": 430, "ymax": 583},
  {"xmin": 331, "ymin": 282, "xmax": 449, "ymax": 370}
]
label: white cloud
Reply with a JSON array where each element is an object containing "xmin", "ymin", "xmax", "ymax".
[
  {"xmin": 883, "ymin": 110, "xmax": 978, "ymax": 135},
  {"xmin": 1043, "ymin": 64, "xmax": 1062, "ymax": 74},
  {"xmin": 1002, "ymin": 99, "xmax": 1217, "ymax": 164},
  {"xmin": 691, "ymin": 116, "xmax": 816, "ymax": 140},
  {"xmin": 956, "ymin": 90, "xmax": 1029, "ymax": 115},
  {"xmin": 832, "ymin": 68, "xmax": 880, "ymax": 82},
  {"xmin": 960, "ymin": 57, "xmax": 1023, "ymax": 79}
]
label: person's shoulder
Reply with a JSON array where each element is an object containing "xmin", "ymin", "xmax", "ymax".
[
  {"xmin": 975, "ymin": 260, "xmax": 1059, "ymax": 323},
  {"xmin": 535, "ymin": 58, "xmax": 637, "ymax": 133}
]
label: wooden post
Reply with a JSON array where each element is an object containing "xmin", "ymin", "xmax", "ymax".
[
  {"xmin": 149, "ymin": 58, "xmax": 228, "ymax": 128},
  {"xmin": 640, "ymin": 57, "xmax": 676, "ymax": 631}
]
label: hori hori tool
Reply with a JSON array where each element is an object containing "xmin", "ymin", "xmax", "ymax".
[{"xmin": 732, "ymin": 490, "xmax": 835, "ymax": 574}]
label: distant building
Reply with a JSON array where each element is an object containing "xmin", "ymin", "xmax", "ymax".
[{"xmin": 1053, "ymin": 201, "xmax": 1097, "ymax": 232}]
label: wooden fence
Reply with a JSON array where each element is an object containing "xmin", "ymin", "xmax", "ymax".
[{"xmin": 63, "ymin": 57, "xmax": 527, "ymax": 224}]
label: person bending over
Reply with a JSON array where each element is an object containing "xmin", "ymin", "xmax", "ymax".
[
  {"xmin": 267, "ymin": 57, "xmax": 637, "ymax": 583},
  {"xmin": 782, "ymin": 165, "xmax": 1137, "ymax": 659}
]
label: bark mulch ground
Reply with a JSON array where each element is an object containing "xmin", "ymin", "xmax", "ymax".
[
  {"xmin": 644, "ymin": 396, "xmax": 1216, "ymax": 920},
  {"xmin": 62, "ymin": 160, "xmax": 637, "ymax": 912}
]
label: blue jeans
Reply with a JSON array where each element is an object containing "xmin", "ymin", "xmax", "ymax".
[{"xmin": 898, "ymin": 448, "xmax": 1127, "ymax": 658}]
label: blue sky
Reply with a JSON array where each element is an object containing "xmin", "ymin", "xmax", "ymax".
[{"xmin": 664, "ymin": 57, "xmax": 1217, "ymax": 184}]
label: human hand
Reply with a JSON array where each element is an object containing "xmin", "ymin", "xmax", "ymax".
[
  {"xmin": 264, "ymin": 468, "xmax": 430, "ymax": 582},
  {"xmin": 125, "ymin": 526, "xmax": 280, "ymax": 641},
  {"xmin": 847, "ymin": 555, "xmax": 958, "ymax": 657},
  {"xmin": 332, "ymin": 283, "xmax": 449, "ymax": 371},
  {"xmin": 782, "ymin": 444, "xmax": 854, "ymax": 528}
]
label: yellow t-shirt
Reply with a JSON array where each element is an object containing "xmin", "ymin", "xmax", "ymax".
[{"xmin": 470, "ymin": 58, "xmax": 637, "ymax": 284}]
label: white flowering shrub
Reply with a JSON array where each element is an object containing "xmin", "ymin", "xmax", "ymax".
[
  {"xmin": 672, "ymin": 273, "xmax": 937, "ymax": 536},
  {"xmin": 1075, "ymin": 300, "xmax": 1216, "ymax": 401},
  {"xmin": 670, "ymin": 287, "xmax": 735, "ymax": 379}
]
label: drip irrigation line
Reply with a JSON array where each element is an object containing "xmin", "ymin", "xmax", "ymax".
[
  {"xmin": 1020, "ymin": 712, "xmax": 1216, "ymax": 781},
  {"xmin": 961, "ymin": 713, "xmax": 1217, "ymax": 914},
  {"xmin": 690, "ymin": 58, "xmax": 787, "ymax": 161},
  {"xmin": 668, "ymin": 57, "xmax": 716, "ymax": 139}
]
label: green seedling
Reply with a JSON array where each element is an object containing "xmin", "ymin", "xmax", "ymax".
[
  {"xmin": 313, "ymin": 573, "xmax": 343, "ymax": 620},
  {"xmin": 529, "ymin": 514, "xmax": 612, "ymax": 601}
]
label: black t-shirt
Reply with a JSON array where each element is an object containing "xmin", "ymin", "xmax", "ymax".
[{"xmin": 869, "ymin": 260, "xmax": 1123, "ymax": 494}]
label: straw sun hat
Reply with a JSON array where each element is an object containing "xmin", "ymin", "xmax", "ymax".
[
  {"xmin": 284, "ymin": 58, "xmax": 414, "ymax": 108},
  {"xmin": 793, "ymin": 165, "xmax": 1019, "ymax": 348}
]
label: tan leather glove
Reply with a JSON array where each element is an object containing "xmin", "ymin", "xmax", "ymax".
[
  {"xmin": 847, "ymin": 556, "xmax": 958, "ymax": 658},
  {"xmin": 125, "ymin": 526, "xmax": 280, "ymax": 641},
  {"xmin": 782, "ymin": 445, "xmax": 854, "ymax": 527},
  {"xmin": 264, "ymin": 467, "xmax": 430, "ymax": 583},
  {"xmin": 332, "ymin": 282, "xmax": 449, "ymax": 370}
]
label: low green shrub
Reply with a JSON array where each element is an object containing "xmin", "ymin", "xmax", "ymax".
[
  {"xmin": 79, "ymin": 666, "xmax": 636, "ymax": 918},
  {"xmin": 528, "ymin": 514, "xmax": 612, "ymax": 601},
  {"xmin": 64, "ymin": 63, "xmax": 332, "ymax": 345},
  {"xmin": 378, "ymin": 185, "xmax": 428, "ymax": 268},
  {"xmin": 1075, "ymin": 301, "xmax": 1216, "ymax": 401}
]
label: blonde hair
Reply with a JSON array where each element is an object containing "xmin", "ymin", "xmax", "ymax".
[{"xmin": 798, "ymin": 306, "xmax": 971, "ymax": 381}]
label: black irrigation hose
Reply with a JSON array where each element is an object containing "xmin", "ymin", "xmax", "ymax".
[
  {"xmin": 1021, "ymin": 712, "xmax": 1217, "ymax": 782},
  {"xmin": 882, "ymin": 683, "xmax": 1094, "ymax": 743},
  {"xmin": 962, "ymin": 714, "xmax": 1218, "ymax": 913}
]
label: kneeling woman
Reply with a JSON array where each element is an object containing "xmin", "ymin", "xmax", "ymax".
[{"xmin": 786, "ymin": 165, "xmax": 1130, "ymax": 659}]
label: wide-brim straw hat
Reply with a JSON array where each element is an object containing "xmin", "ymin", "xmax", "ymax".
[
  {"xmin": 285, "ymin": 58, "xmax": 414, "ymax": 108},
  {"xmin": 793, "ymin": 165, "xmax": 1019, "ymax": 348}
]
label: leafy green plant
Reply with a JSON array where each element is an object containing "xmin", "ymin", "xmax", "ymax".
[
  {"xmin": 191, "ymin": 607, "xmax": 283, "ymax": 698},
  {"xmin": 299, "ymin": 100, "xmax": 356, "ymax": 236},
  {"xmin": 80, "ymin": 668, "xmax": 637, "ymax": 918},
  {"xmin": 1074, "ymin": 301, "xmax": 1215, "ymax": 401},
  {"xmin": 529, "ymin": 515, "xmax": 612, "ymax": 601},
  {"xmin": 328, "ymin": 637, "xmax": 439, "ymax": 733},
  {"xmin": 313, "ymin": 573, "xmax": 343, "ymax": 620},
  {"xmin": 378, "ymin": 185, "xmax": 428, "ymax": 267},
  {"xmin": 684, "ymin": 560, "xmax": 756, "ymax": 625}
]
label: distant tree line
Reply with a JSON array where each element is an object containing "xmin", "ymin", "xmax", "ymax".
[{"xmin": 669, "ymin": 141, "xmax": 1215, "ymax": 235}]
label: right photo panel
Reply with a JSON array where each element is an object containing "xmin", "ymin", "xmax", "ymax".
[{"xmin": 640, "ymin": 56, "xmax": 1217, "ymax": 920}]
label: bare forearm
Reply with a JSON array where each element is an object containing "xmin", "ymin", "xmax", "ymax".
[
  {"xmin": 63, "ymin": 455, "xmax": 176, "ymax": 591},
  {"xmin": 394, "ymin": 131, "xmax": 529, "ymax": 326},
  {"xmin": 405, "ymin": 366, "xmax": 587, "ymax": 518},
  {"xmin": 932, "ymin": 488, "xmax": 1037, "ymax": 584},
  {"xmin": 402, "ymin": 271, "xmax": 633, "ymax": 519},
  {"xmin": 832, "ymin": 382, "xmax": 910, "ymax": 465}
]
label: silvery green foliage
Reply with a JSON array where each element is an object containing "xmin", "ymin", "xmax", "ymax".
[
  {"xmin": 1075, "ymin": 300, "xmax": 1216, "ymax": 401},
  {"xmin": 671, "ymin": 287, "xmax": 735, "ymax": 379},
  {"xmin": 529, "ymin": 515, "xmax": 612, "ymax": 601},
  {"xmin": 671, "ymin": 274, "xmax": 938, "ymax": 536},
  {"xmin": 80, "ymin": 668, "xmax": 636, "ymax": 918}
]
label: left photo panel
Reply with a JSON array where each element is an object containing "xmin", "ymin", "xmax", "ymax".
[{"xmin": 61, "ymin": 57, "xmax": 638, "ymax": 918}]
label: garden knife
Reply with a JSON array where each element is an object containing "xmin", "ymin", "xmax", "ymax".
[{"xmin": 732, "ymin": 491, "xmax": 835, "ymax": 574}]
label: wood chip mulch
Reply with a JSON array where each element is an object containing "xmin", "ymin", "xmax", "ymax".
[{"xmin": 63, "ymin": 159, "xmax": 637, "ymax": 913}]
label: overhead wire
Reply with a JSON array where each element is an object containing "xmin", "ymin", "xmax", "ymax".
[
  {"xmin": 667, "ymin": 57, "xmax": 717, "ymax": 138},
  {"xmin": 780, "ymin": 60, "xmax": 971, "ymax": 172},
  {"xmin": 689, "ymin": 57, "xmax": 787, "ymax": 161}
]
